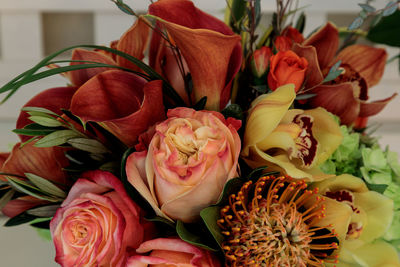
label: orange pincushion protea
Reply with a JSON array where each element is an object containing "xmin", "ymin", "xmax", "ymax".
[{"xmin": 218, "ymin": 175, "xmax": 341, "ymax": 266}]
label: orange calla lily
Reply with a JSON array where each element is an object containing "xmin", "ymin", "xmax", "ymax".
[
  {"xmin": 293, "ymin": 22, "xmax": 396, "ymax": 126},
  {"xmin": 148, "ymin": 0, "xmax": 242, "ymax": 111}
]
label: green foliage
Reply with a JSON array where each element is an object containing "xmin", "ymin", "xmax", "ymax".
[
  {"xmin": 320, "ymin": 124, "xmax": 400, "ymax": 249},
  {"xmin": 367, "ymin": 10, "xmax": 400, "ymax": 47}
]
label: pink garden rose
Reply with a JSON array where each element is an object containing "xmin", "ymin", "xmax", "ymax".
[
  {"xmin": 50, "ymin": 170, "xmax": 152, "ymax": 267},
  {"xmin": 126, "ymin": 107, "xmax": 241, "ymax": 222},
  {"xmin": 127, "ymin": 238, "xmax": 221, "ymax": 267}
]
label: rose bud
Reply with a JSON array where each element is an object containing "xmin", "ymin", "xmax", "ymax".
[
  {"xmin": 126, "ymin": 107, "xmax": 241, "ymax": 222},
  {"xmin": 251, "ymin": 46, "xmax": 272, "ymax": 78},
  {"xmin": 268, "ymin": 50, "xmax": 308, "ymax": 92}
]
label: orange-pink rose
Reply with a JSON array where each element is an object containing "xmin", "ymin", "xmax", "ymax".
[
  {"xmin": 126, "ymin": 107, "xmax": 241, "ymax": 222},
  {"xmin": 50, "ymin": 170, "xmax": 152, "ymax": 267},
  {"xmin": 127, "ymin": 238, "xmax": 221, "ymax": 267}
]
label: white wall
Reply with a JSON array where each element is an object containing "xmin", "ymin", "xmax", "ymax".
[{"xmin": 0, "ymin": 1, "xmax": 399, "ymax": 266}]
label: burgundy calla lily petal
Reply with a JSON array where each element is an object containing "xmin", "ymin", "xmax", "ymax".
[
  {"xmin": 292, "ymin": 43, "xmax": 324, "ymax": 88},
  {"xmin": 359, "ymin": 93, "xmax": 397, "ymax": 117},
  {"xmin": 116, "ymin": 18, "xmax": 150, "ymax": 72},
  {"xmin": 149, "ymin": 0, "xmax": 242, "ymax": 110},
  {"xmin": 2, "ymin": 196, "xmax": 47, "ymax": 218},
  {"xmin": 303, "ymin": 22, "xmax": 339, "ymax": 70},
  {"xmin": 69, "ymin": 48, "xmax": 116, "ymax": 86},
  {"xmin": 308, "ymin": 83, "xmax": 360, "ymax": 125},
  {"xmin": 16, "ymin": 86, "xmax": 77, "ymax": 142},
  {"xmin": 0, "ymin": 153, "xmax": 10, "ymax": 168},
  {"xmin": 71, "ymin": 70, "xmax": 165, "ymax": 146},
  {"xmin": 336, "ymin": 44, "xmax": 387, "ymax": 88},
  {"xmin": 1, "ymin": 142, "xmax": 69, "ymax": 185}
]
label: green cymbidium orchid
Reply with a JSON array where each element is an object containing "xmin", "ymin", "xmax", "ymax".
[{"xmin": 242, "ymin": 84, "xmax": 343, "ymax": 181}]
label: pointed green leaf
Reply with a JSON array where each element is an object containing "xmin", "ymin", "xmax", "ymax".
[
  {"xmin": 13, "ymin": 123, "xmax": 57, "ymax": 136},
  {"xmin": 67, "ymin": 138, "xmax": 109, "ymax": 154},
  {"xmin": 359, "ymin": 3, "xmax": 376, "ymax": 13},
  {"xmin": 6, "ymin": 177, "xmax": 60, "ymax": 202},
  {"xmin": 348, "ymin": 17, "xmax": 364, "ymax": 30},
  {"xmin": 26, "ymin": 204, "xmax": 60, "ymax": 217},
  {"xmin": 382, "ymin": 1, "xmax": 398, "ymax": 16},
  {"xmin": 28, "ymin": 116, "xmax": 63, "ymax": 127},
  {"xmin": 34, "ymin": 129, "xmax": 81, "ymax": 147},
  {"xmin": 25, "ymin": 173, "xmax": 66, "ymax": 198},
  {"xmin": 0, "ymin": 189, "xmax": 14, "ymax": 210},
  {"xmin": 22, "ymin": 107, "xmax": 59, "ymax": 116}
]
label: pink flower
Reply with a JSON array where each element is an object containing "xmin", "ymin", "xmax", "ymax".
[
  {"xmin": 127, "ymin": 238, "xmax": 221, "ymax": 267},
  {"xmin": 50, "ymin": 170, "xmax": 152, "ymax": 267},
  {"xmin": 126, "ymin": 107, "xmax": 241, "ymax": 222}
]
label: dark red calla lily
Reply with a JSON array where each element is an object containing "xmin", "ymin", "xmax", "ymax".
[
  {"xmin": 16, "ymin": 86, "xmax": 77, "ymax": 142},
  {"xmin": 70, "ymin": 70, "xmax": 165, "ymax": 147},
  {"xmin": 148, "ymin": 0, "xmax": 242, "ymax": 110}
]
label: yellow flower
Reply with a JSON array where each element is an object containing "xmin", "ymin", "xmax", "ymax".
[
  {"xmin": 242, "ymin": 84, "xmax": 343, "ymax": 181},
  {"xmin": 312, "ymin": 174, "xmax": 399, "ymax": 267}
]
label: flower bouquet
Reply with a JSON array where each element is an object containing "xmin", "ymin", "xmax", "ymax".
[{"xmin": 1, "ymin": 0, "xmax": 400, "ymax": 266}]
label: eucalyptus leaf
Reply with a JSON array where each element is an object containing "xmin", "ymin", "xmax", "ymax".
[
  {"xmin": 34, "ymin": 130, "xmax": 81, "ymax": 147},
  {"xmin": 6, "ymin": 177, "xmax": 60, "ymax": 202},
  {"xmin": 359, "ymin": 3, "xmax": 376, "ymax": 13},
  {"xmin": 348, "ymin": 17, "xmax": 364, "ymax": 30},
  {"xmin": 13, "ymin": 123, "xmax": 57, "ymax": 136},
  {"xmin": 323, "ymin": 60, "xmax": 343, "ymax": 82},
  {"xmin": 382, "ymin": 1, "xmax": 398, "ymax": 16},
  {"xmin": 68, "ymin": 138, "xmax": 109, "ymax": 154},
  {"xmin": 28, "ymin": 116, "xmax": 63, "ymax": 127},
  {"xmin": 295, "ymin": 93, "xmax": 316, "ymax": 100},
  {"xmin": 26, "ymin": 204, "xmax": 60, "ymax": 217},
  {"xmin": 0, "ymin": 189, "xmax": 14, "ymax": 210},
  {"xmin": 25, "ymin": 173, "xmax": 66, "ymax": 198}
]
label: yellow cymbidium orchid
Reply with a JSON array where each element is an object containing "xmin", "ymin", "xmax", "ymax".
[
  {"xmin": 313, "ymin": 174, "xmax": 399, "ymax": 267},
  {"xmin": 242, "ymin": 84, "xmax": 343, "ymax": 181}
]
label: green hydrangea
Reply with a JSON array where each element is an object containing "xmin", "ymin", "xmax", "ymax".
[{"xmin": 320, "ymin": 124, "xmax": 400, "ymax": 249}]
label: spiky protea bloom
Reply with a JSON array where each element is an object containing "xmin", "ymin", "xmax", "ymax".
[{"xmin": 218, "ymin": 175, "xmax": 341, "ymax": 266}]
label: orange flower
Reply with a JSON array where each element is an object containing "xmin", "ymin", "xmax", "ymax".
[
  {"xmin": 251, "ymin": 46, "xmax": 272, "ymax": 77},
  {"xmin": 267, "ymin": 50, "xmax": 308, "ymax": 92}
]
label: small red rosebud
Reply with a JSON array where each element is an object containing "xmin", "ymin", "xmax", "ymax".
[{"xmin": 251, "ymin": 46, "xmax": 272, "ymax": 78}]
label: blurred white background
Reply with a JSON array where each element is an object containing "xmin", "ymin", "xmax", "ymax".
[{"xmin": 0, "ymin": 0, "xmax": 399, "ymax": 266}]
